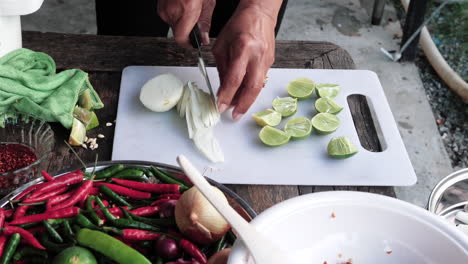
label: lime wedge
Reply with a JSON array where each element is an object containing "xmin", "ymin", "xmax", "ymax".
[
  {"xmin": 315, "ymin": 98, "xmax": 343, "ymax": 114},
  {"xmin": 259, "ymin": 126, "xmax": 291, "ymax": 146},
  {"xmin": 327, "ymin": 137, "xmax": 358, "ymax": 158},
  {"xmin": 311, "ymin": 113, "xmax": 340, "ymax": 134},
  {"xmin": 272, "ymin": 97, "xmax": 298, "ymax": 117},
  {"xmin": 252, "ymin": 109, "xmax": 282, "ymax": 127},
  {"xmin": 287, "ymin": 78, "xmax": 315, "ymax": 99},
  {"xmin": 316, "ymin": 83, "xmax": 340, "ymax": 98},
  {"xmin": 86, "ymin": 111, "xmax": 99, "ymax": 130},
  {"xmin": 69, "ymin": 118, "xmax": 86, "ymax": 146},
  {"xmin": 284, "ymin": 117, "xmax": 312, "ymax": 140}
]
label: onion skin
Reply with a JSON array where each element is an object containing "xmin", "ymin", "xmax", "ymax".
[
  {"xmin": 207, "ymin": 249, "xmax": 231, "ymax": 264},
  {"xmin": 175, "ymin": 187, "xmax": 230, "ymax": 245}
]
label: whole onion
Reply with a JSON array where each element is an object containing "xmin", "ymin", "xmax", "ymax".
[
  {"xmin": 159, "ymin": 199, "xmax": 178, "ymax": 218},
  {"xmin": 155, "ymin": 236, "xmax": 181, "ymax": 260},
  {"xmin": 175, "ymin": 187, "xmax": 230, "ymax": 245}
]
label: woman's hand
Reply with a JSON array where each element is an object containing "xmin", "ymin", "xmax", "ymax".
[
  {"xmin": 207, "ymin": 248, "xmax": 231, "ymax": 264},
  {"xmin": 213, "ymin": 3, "xmax": 278, "ymax": 121},
  {"xmin": 157, "ymin": 0, "xmax": 215, "ymax": 46}
]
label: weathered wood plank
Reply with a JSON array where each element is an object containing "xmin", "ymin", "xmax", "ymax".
[{"xmin": 22, "ymin": 31, "xmax": 341, "ymax": 72}]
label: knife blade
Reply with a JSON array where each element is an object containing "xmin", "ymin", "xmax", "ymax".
[{"xmin": 189, "ymin": 24, "xmax": 218, "ymax": 110}]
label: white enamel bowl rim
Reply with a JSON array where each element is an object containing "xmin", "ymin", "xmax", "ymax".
[{"xmin": 228, "ymin": 191, "xmax": 468, "ymax": 263}]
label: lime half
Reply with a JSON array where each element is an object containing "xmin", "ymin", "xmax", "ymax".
[
  {"xmin": 69, "ymin": 118, "xmax": 86, "ymax": 146},
  {"xmin": 259, "ymin": 126, "xmax": 291, "ymax": 147},
  {"xmin": 284, "ymin": 117, "xmax": 312, "ymax": 140},
  {"xmin": 272, "ymin": 97, "xmax": 298, "ymax": 117},
  {"xmin": 316, "ymin": 83, "xmax": 340, "ymax": 98},
  {"xmin": 287, "ymin": 78, "xmax": 315, "ymax": 99},
  {"xmin": 327, "ymin": 137, "xmax": 358, "ymax": 158},
  {"xmin": 252, "ymin": 109, "xmax": 282, "ymax": 127},
  {"xmin": 315, "ymin": 98, "xmax": 343, "ymax": 114},
  {"xmin": 311, "ymin": 113, "xmax": 340, "ymax": 134}
]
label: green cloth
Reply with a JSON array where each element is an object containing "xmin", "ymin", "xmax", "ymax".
[{"xmin": 0, "ymin": 48, "xmax": 103, "ymax": 129}]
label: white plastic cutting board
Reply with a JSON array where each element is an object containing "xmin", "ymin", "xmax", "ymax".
[{"xmin": 112, "ymin": 66, "xmax": 416, "ymax": 186}]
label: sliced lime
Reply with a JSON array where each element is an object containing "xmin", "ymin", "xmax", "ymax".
[
  {"xmin": 259, "ymin": 126, "xmax": 291, "ymax": 147},
  {"xmin": 315, "ymin": 98, "xmax": 343, "ymax": 114},
  {"xmin": 272, "ymin": 97, "xmax": 298, "ymax": 117},
  {"xmin": 284, "ymin": 117, "xmax": 312, "ymax": 140},
  {"xmin": 69, "ymin": 118, "xmax": 86, "ymax": 146},
  {"xmin": 316, "ymin": 83, "xmax": 340, "ymax": 98},
  {"xmin": 287, "ymin": 78, "xmax": 315, "ymax": 99},
  {"xmin": 327, "ymin": 137, "xmax": 358, "ymax": 158},
  {"xmin": 86, "ymin": 112, "xmax": 99, "ymax": 130},
  {"xmin": 252, "ymin": 109, "xmax": 282, "ymax": 127},
  {"xmin": 311, "ymin": 113, "xmax": 340, "ymax": 134}
]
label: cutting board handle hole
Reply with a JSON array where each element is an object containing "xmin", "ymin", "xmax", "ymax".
[{"xmin": 347, "ymin": 94, "xmax": 387, "ymax": 152}]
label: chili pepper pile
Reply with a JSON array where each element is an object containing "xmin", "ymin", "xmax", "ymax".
[{"xmin": 0, "ymin": 165, "xmax": 237, "ymax": 264}]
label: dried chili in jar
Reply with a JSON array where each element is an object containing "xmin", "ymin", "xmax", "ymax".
[{"xmin": 0, "ymin": 144, "xmax": 37, "ymax": 174}]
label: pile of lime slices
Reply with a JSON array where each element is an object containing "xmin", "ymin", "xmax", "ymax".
[{"xmin": 252, "ymin": 77, "xmax": 358, "ymax": 159}]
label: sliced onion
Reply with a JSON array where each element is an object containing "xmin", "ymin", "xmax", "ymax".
[{"xmin": 140, "ymin": 73, "xmax": 184, "ymax": 112}]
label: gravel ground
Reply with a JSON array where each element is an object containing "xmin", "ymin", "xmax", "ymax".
[{"xmin": 392, "ymin": 0, "xmax": 468, "ymax": 170}]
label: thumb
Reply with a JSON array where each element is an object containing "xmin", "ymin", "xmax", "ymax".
[{"xmin": 198, "ymin": 0, "xmax": 216, "ymax": 45}]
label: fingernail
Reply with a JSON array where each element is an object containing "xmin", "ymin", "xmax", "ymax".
[
  {"xmin": 218, "ymin": 103, "xmax": 228, "ymax": 113},
  {"xmin": 232, "ymin": 112, "xmax": 244, "ymax": 121},
  {"xmin": 202, "ymin": 32, "xmax": 210, "ymax": 45}
]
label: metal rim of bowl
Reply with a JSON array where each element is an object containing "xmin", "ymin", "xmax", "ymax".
[
  {"xmin": 0, "ymin": 160, "xmax": 257, "ymax": 219},
  {"xmin": 427, "ymin": 168, "xmax": 468, "ymax": 214}
]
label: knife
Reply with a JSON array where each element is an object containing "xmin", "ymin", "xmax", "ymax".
[{"xmin": 189, "ymin": 24, "xmax": 218, "ymax": 110}]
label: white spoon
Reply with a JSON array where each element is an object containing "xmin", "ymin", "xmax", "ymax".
[{"xmin": 177, "ymin": 155, "xmax": 296, "ymax": 264}]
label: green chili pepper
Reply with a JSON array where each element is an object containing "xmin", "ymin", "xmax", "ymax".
[
  {"xmin": 42, "ymin": 220, "xmax": 64, "ymax": 243},
  {"xmin": 155, "ymin": 257, "xmax": 164, "ymax": 264},
  {"xmin": 226, "ymin": 230, "xmax": 237, "ymax": 244},
  {"xmin": 75, "ymin": 214, "xmax": 99, "ymax": 230},
  {"xmin": 215, "ymin": 234, "xmax": 227, "ymax": 252},
  {"xmin": 38, "ymin": 233, "xmax": 74, "ymax": 254},
  {"xmin": 98, "ymin": 185, "xmax": 131, "ymax": 207},
  {"xmin": 86, "ymin": 196, "xmax": 104, "ymax": 226},
  {"xmin": 62, "ymin": 220, "xmax": 76, "ymax": 243},
  {"xmin": 151, "ymin": 167, "xmax": 189, "ymax": 190},
  {"xmin": 121, "ymin": 207, "xmax": 133, "ymax": 220},
  {"xmin": 17, "ymin": 222, "xmax": 40, "ymax": 229},
  {"xmin": 112, "ymin": 169, "xmax": 145, "ymax": 180},
  {"xmin": 128, "ymin": 213, "xmax": 176, "ymax": 227},
  {"xmin": 93, "ymin": 196, "xmax": 116, "ymax": 221},
  {"xmin": 0, "ymin": 233, "xmax": 20, "ymax": 264},
  {"xmin": 47, "ymin": 218, "xmax": 67, "ymax": 226},
  {"xmin": 12, "ymin": 246, "xmax": 48, "ymax": 261},
  {"xmin": 72, "ymin": 224, "xmax": 81, "ymax": 234},
  {"xmin": 112, "ymin": 219, "xmax": 161, "ymax": 232},
  {"xmin": 145, "ymin": 169, "xmax": 156, "ymax": 179},
  {"xmin": 77, "ymin": 228, "xmax": 151, "ymax": 264},
  {"xmin": 95, "ymin": 165, "xmax": 126, "ymax": 179}
]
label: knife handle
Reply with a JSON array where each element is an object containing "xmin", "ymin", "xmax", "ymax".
[{"xmin": 189, "ymin": 24, "xmax": 202, "ymax": 49}]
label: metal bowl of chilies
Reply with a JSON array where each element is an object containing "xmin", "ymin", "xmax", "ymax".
[{"xmin": 0, "ymin": 160, "xmax": 257, "ymax": 222}]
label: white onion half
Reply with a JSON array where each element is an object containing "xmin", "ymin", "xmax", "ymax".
[{"xmin": 140, "ymin": 73, "xmax": 184, "ymax": 112}]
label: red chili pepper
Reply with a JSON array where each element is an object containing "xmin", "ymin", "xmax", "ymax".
[
  {"xmin": 179, "ymin": 239, "xmax": 207, "ymax": 264},
  {"xmin": 122, "ymin": 229, "xmax": 161, "ymax": 240},
  {"xmin": 51, "ymin": 180, "xmax": 93, "ymax": 210},
  {"xmin": 31, "ymin": 170, "xmax": 83, "ymax": 197},
  {"xmin": 159, "ymin": 193, "xmax": 182, "ymax": 200},
  {"xmin": 14, "ymin": 183, "xmax": 45, "ymax": 201},
  {"xmin": 112, "ymin": 179, "xmax": 180, "ymax": 194},
  {"xmin": 26, "ymin": 226, "xmax": 46, "ymax": 234},
  {"xmin": 0, "ymin": 209, "xmax": 4, "ymax": 229},
  {"xmin": 14, "ymin": 260, "xmax": 27, "ymax": 264},
  {"xmin": 3, "ymin": 226, "xmax": 45, "ymax": 250},
  {"xmin": 9, "ymin": 207, "xmax": 80, "ymax": 225},
  {"xmin": 93, "ymin": 183, "xmax": 151, "ymax": 199},
  {"xmin": 92, "ymin": 200, "xmax": 109, "ymax": 209},
  {"xmin": 151, "ymin": 199, "xmax": 177, "ymax": 207},
  {"xmin": 22, "ymin": 186, "xmax": 68, "ymax": 204},
  {"xmin": 13, "ymin": 206, "xmax": 29, "ymax": 220},
  {"xmin": 46, "ymin": 193, "xmax": 72, "ymax": 210},
  {"xmin": 3, "ymin": 210, "xmax": 12, "ymax": 219},
  {"xmin": 41, "ymin": 171, "xmax": 54, "ymax": 182},
  {"xmin": 0, "ymin": 235, "xmax": 7, "ymax": 257},
  {"xmin": 129, "ymin": 206, "xmax": 159, "ymax": 217},
  {"xmin": 89, "ymin": 187, "xmax": 99, "ymax": 195},
  {"xmin": 108, "ymin": 207, "xmax": 127, "ymax": 218}
]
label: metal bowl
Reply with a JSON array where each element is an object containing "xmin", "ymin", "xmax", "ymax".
[
  {"xmin": 0, "ymin": 114, "xmax": 55, "ymax": 195},
  {"xmin": 0, "ymin": 160, "xmax": 257, "ymax": 220}
]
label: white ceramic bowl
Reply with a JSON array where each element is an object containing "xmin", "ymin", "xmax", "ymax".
[{"xmin": 228, "ymin": 191, "xmax": 468, "ymax": 264}]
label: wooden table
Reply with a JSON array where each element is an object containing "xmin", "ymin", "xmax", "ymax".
[{"xmin": 23, "ymin": 31, "xmax": 396, "ymax": 214}]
